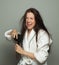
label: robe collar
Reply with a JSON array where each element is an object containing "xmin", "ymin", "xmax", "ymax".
[{"xmin": 24, "ymin": 29, "xmax": 36, "ymax": 43}]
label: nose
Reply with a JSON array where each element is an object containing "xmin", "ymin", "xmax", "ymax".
[{"xmin": 27, "ymin": 18, "xmax": 31, "ymax": 22}]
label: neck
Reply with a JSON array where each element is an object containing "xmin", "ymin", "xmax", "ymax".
[
  {"xmin": 28, "ymin": 29, "xmax": 32, "ymax": 33},
  {"xmin": 27, "ymin": 29, "xmax": 32, "ymax": 37}
]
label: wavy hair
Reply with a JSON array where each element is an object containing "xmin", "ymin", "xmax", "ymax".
[{"xmin": 20, "ymin": 8, "xmax": 50, "ymax": 41}]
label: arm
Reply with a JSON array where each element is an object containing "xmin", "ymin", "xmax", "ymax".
[
  {"xmin": 4, "ymin": 29, "xmax": 18, "ymax": 40},
  {"xmin": 15, "ymin": 44, "xmax": 35, "ymax": 59},
  {"xmin": 34, "ymin": 31, "xmax": 51, "ymax": 63},
  {"xmin": 4, "ymin": 29, "xmax": 13, "ymax": 40}
]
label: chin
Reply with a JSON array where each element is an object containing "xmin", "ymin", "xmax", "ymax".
[
  {"xmin": 28, "ymin": 27, "xmax": 32, "ymax": 30},
  {"xmin": 27, "ymin": 28, "xmax": 32, "ymax": 30}
]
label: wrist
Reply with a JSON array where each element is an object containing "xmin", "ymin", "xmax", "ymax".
[
  {"xmin": 22, "ymin": 50, "xmax": 30, "ymax": 58},
  {"xmin": 21, "ymin": 50, "xmax": 26, "ymax": 55}
]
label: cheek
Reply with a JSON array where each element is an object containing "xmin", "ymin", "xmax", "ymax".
[{"xmin": 33, "ymin": 21, "xmax": 36, "ymax": 27}]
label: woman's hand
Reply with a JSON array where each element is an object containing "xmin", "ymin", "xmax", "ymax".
[
  {"xmin": 9, "ymin": 29, "xmax": 18, "ymax": 39},
  {"xmin": 15, "ymin": 44, "xmax": 35, "ymax": 59},
  {"xmin": 15, "ymin": 44, "xmax": 24, "ymax": 54}
]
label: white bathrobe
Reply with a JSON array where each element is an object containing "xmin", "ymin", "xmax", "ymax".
[{"xmin": 4, "ymin": 29, "xmax": 52, "ymax": 65}]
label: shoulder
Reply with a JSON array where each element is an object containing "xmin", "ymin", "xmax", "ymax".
[
  {"xmin": 37, "ymin": 29, "xmax": 52, "ymax": 45},
  {"xmin": 37, "ymin": 29, "xmax": 50, "ymax": 42},
  {"xmin": 38, "ymin": 29, "xmax": 48, "ymax": 37}
]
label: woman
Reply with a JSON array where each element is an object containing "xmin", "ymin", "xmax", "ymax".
[{"xmin": 5, "ymin": 8, "xmax": 52, "ymax": 65}]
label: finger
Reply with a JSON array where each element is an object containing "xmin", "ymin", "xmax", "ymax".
[
  {"xmin": 15, "ymin": 44, "xmax": 19, "ymax": 47},
  {"xmin": 13, "ymin": 33, "xmax": 16, "ymax": 38},
  {"xmin": 16, "ymin": 35, "xmax": 18, "ymax": 39}
]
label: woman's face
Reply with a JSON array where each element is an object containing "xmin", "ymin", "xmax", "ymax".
[{"xmin": 26, "ymin": 12, "xmax": 36, "ymax": 31}]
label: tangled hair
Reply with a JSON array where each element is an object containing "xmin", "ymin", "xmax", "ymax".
[{"xmin": 20, "ymin": 8, "xmax": 50, "ymax": 41}]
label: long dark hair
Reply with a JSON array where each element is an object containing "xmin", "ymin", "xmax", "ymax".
[{"xmin": 20, "ymin": 8, "xmax": 50, "ymax": 41}]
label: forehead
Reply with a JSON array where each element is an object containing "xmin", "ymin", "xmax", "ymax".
[{"xmin": 26, "ymin": 12, "xmax": 34, "ymax": 17}]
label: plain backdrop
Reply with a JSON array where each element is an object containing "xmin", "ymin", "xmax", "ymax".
[{"xmin": 0, "ymin": 0, "xmax": 59, "ymax": 65}]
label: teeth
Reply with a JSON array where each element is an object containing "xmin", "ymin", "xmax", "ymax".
[
  {"xmin": 28, "ymin": 24, "xmax": 31, "ymax": 25},
  {"xmin": 27, "ymin": 23, "xmax": 31, "ymax": 25},
  {"xmin": 29, "ymin": 24, "xmax": 31, "ymax": 25}
]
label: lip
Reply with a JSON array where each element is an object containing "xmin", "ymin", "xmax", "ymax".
[
  {"xmin": 27, "ymin": 23, "xmax": 31, "ymax": 25},
  {"xmin": 27, "ymin": 24, "xmax": 31, "ymax": 26},
  {"xmin": 27, "ymin": 22, "xmax": 31, "ymax": 24}
]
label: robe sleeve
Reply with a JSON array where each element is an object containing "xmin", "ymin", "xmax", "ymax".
[
  {"xmin": 4, "ymin": 29, "xmax": 22, "ymax": 45},
  {"xmin": 34, "ymin": 30, "xmax": 52, "ymax": 63},
  {"xmin": 4, "ymin": 29, "xmax": 13, "ymax": 40}
]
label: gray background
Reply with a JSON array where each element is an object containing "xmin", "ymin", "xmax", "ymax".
[{"xmin": 0, "ymin": 0, "xmax": 59, "ymax": 65}]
